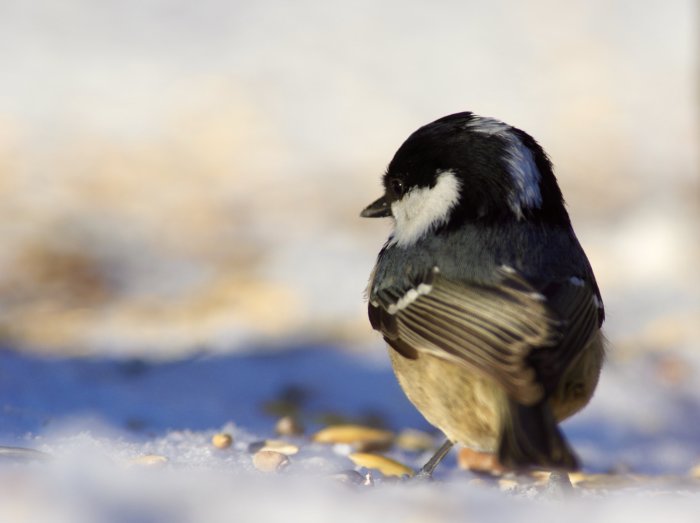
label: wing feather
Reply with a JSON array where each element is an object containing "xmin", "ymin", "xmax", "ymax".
[{"xmin": 371, "ymin": 267, "xmax": 601, "ymax": 405}]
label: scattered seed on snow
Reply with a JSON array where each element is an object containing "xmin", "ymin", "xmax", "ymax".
[
  {"xmin": 457, "ymin": 448, "xmax": 504, "ymax": 475},
  {"xmin": 690, "ymin": 463, "xmax": 700, "ymax": 479},
  {"xmin": 248, "ymin": 439, "xmax": 299, "ymax": 456},
  {"xmin": 275, "ymin": 415, "xmax": 304, "ymax": 436},
  {"xmin": 211, "ymin": 433, "xmax": 233, "ymax": 449},
  {"xmin": 252, "ymin": 450, "xmax": 290, "ymax": 473},
  {"xmin": 347, "ymin": 452, "xmax": 414, "ymax": 478},
  {"xmin": 131, "ymin": 454, "xmax": 169, "ymax": 467},
  {"xmin": 395, "ymin": 429, "xmax": 435, "ymax": 452},
  {"xmin": 328, "ymin": 470, "xmax": 366, "ymax": 485},
  {"xmin": 312, "ymin": 424, "xmax": 394, "ymax": 451}
]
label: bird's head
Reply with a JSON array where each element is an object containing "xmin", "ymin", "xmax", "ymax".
[{"xmin": 361, "ymin": 112, "xmax": 570, "ymax": 247}]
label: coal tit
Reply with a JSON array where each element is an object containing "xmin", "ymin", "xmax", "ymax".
[{"xmin": 361, "ymin": 112, "xmax": 605, "ymax": 474}]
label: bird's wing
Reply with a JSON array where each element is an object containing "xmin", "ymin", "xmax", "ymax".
[
  {"xmin": 526, "ymin": 276, "xmax": 603, "ymax": 392},
  {"xmin": 369, "ymin": 266, "xmax": 601, "ymax": 405}
]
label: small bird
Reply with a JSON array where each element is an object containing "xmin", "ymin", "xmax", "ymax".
[{"xmin": 361, "ymin": 112, "xmax": 605, "ymax": 475}]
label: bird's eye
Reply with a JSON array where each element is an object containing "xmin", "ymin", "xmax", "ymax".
[{"xmin": 389, "ymin": 178, "xmax": 404, "ymax": 198}]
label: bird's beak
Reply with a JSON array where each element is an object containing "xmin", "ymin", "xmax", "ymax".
[{"xmin": 360, "ymin": 196, "xmax": 392, "ymax": 218}]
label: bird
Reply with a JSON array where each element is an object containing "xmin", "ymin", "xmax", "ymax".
[{"xmin": 361, "ymin": 112, "xmax": 605, "ymax": 476}]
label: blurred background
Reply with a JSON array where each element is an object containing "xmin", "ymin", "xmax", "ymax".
[{"xmin": 0, "ymin": 0, "xmax": 697, "ymax": 360}]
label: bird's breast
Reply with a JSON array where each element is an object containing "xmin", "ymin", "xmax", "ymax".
[{"xmin": 388, "ymin": 346, "xmax": 503, "ymax": 450}]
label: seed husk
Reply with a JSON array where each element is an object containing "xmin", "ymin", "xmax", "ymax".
[
  {"xmin": 275, "ymin": 416, "xmax": 304, "ymax": 436},
  {"xmin": 312, "ymin": 424, "xmax": 394, "ymax": 451},
  {"xmin": 348, "ymin": 452, "xmax": 414, "ymax": 477},
  {"xmin": 248, "ymin": 439, "xmax": 299, "ymax": 455},
  {"xmin": 252, "ymin": 450, "xmax": 290, "ymax": 473},
  {"xmin": 131, "ymin": 454, "xmax": 169, "ymax": 467}
]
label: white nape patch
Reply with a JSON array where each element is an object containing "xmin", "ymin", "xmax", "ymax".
[
  {"xmin": 593, "ymin": 295, "xmax": 603, "ymax": 309},
  {"xmin": 466, "ymin": 116, "xmax": 543, "ymax": 218},
  {"xmin": 570, "ymin": 276, "xmax": 585, "ymax": 287},
  {"xmin": 387, "ymin": 283, "xmax": 433, "ymax": 314},
  {"xmin": 389, "ymin": 170, "xmax": 461, "ymax": 247}
]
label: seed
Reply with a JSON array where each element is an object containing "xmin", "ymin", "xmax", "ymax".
[
  {"xmin": 248, "ymin": 439, "xmax": 299, "ymax": 455},
  {"xmin": 457, "ymin": 448, "xmax": 504, "ymax": 475},
  {"xmin": 395, "ymin": 429, "xmax": 434, "ymax": 452},
  {"xmin": 348, "ymin": 452, "xmax": 414, "ymax": 477},
  {"xmin": 690, "ymin": 463, "xmax": 700, "ymax": 479},
  {"xmin": 312, "ymin": 424, "xmax": 394, "ymax": 451},
  {"xmin": 252, "ymin": 450, "xmax": 290, "ymax": 473},
  {"xmin": 131, "ymin": 454, "xmax": 168, "ymax": 467},
  {"xmin": 211, "ymin": 433, "xmax": 233, "ymax": 449},
  {"xmin": 275, "ymin": 415, "xmax": 304, "ymax": 436},
  {"xmin": 329, "ymin": 470, "xmax": 366, "ymax": 485},
  {"xmin": 498, "ymin": 478, "xmax": 519, "ymax": 491}
]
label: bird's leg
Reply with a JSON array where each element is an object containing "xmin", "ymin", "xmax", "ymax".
[{"xmin": 415, "ymin": 439, "xmax": 454, "ymax": 480}]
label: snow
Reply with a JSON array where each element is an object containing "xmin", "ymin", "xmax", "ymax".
[{"xmin": 1, "ymin": 346, "xmax": 700, "ymax": 522}]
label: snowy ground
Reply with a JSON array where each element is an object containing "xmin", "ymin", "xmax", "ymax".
[{"xmin": 1, "ymin": 345, "xmax": 700, "ymax": 522}]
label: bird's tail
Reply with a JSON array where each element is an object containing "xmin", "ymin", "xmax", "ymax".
[{"xmin": 497, "ymin": 399, "xmax": 579, "ymax": 471}]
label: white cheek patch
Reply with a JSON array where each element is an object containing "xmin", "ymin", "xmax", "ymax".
[
  {"xmin": 466, "ymin": 116, "xmax": 543, "ymax": 219},
  {"xmin": 389, "ymin": 170, "xmax": 461, "ymax": 247}
]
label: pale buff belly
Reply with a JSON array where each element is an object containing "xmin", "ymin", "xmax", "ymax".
[{"xmin": 388, "ymin": 334, "xmax": 604, "ymax": 451}]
